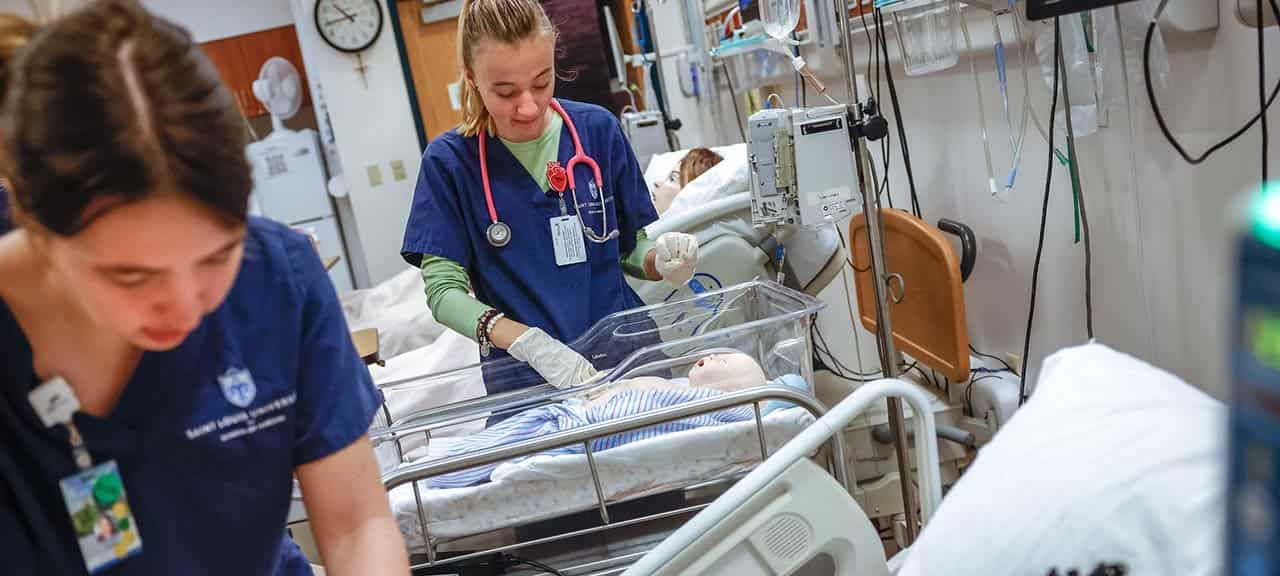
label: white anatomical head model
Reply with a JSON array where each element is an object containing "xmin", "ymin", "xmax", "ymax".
[{"xmin": 688, "ymin": 353, "xmax": 767, "ymax": 392}]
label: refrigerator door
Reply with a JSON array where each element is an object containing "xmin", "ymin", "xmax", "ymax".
[{"xmin": 248, "ymin": 129, "xmax": 332, "ymax": 224}]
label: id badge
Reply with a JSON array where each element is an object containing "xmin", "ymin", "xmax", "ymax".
[
  {"xmin": 59, "ymin": 460, "xmax": 143, "ymax": 573},
  {"xmin": 551, "ymin": 215, "xmax": 588, "ymax": 267}
]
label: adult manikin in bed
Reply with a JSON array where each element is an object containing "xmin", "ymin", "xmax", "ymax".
[
  {"xmin": 651, "ymin": 147, "xmax": 723, "ymax": 215},
  {"xmin": 427, "ymin": 353, "xmax": 788, "ymax": 489}
]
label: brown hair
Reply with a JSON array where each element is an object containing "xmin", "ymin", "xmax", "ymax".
[
  {"xmin": 0, "ymin": 13, "xmax": 38, "ymax": 227},
  {"xmin": 2, "ymin": 0, "xmax": 251, "ymax": 236},
  {"xmin": 678, "ymin": 147, "xmax": 723, "ymax": 187},
  {"xmin": 456, "ymin": 0, "xmax": 559, "ymax": 137}
]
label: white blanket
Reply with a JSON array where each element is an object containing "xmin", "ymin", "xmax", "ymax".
[{"xmin": 897, "ymin": 343, "xmax": 1226, "ymax": 576}]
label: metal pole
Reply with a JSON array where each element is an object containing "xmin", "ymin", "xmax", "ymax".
[
  {"xmin": 643, "ymin": 0, "xmax": 681, "ymax": 150},
  {"xmin": 834, "ymin": 0, "xmax": 919, "ymax": 543}
]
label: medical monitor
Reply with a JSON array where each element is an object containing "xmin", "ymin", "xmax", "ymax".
[{"xmin": 1025, "ymin": 0, "xmax": 1141, "ymax": 20}]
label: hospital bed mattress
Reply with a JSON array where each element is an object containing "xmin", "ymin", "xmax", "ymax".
[{"xmin": 389, "ymin": 406, "xmax": 815, "ymax": 550}]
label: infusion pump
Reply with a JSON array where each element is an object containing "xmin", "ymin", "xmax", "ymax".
[{"xmin": 747, "ymin": 105, "xmax": 860, "ymax": 228}]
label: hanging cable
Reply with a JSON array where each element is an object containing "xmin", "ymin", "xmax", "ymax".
[
  {"xmin": 1055, "ymin": 22, "xmax": 1094, "ymax": 340},
  {"xmin": 1004, "ymin": 2, "xmax": 1034, "ymax": 195},
  {"xmin": 498, "ymin": 554, "xmax": 568, "ymax": 576},
  {"xmin": 1259, "ymin": 0, "xmax": 1270, "ymax": 183},
  {"xmin": 958, "ymin": 2, "xmax": 999, "ymax": 198},
  {"xmin": 1020, "ymin": 17, "xmax": 1062, "ymax": 406},
  {"xmin": 969, "ymin": 343, "xmax": 1017, "ymax": 373},
  {"xmin": 875, "ymin": 8, "xmax": 923, "ymax": 219},
  {"xmin": 1144, "ymin": 0, "xmax": 1280, "ymax": 166},
  {"xmin": 719, "ymin": 60, "xmax": 747, "ymax": 142}
]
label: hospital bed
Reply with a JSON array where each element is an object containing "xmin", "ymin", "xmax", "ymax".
[
  {"xmin": 298, "ymin": 281, "xmax": 845, "ymax": 573},
  {"xmin": 629, "ymin": 145, "xmax": 846, "ymax": 304},
  {"xmin": 626, "ymin": 343, "xmax": 1228, "ymax": 576}
]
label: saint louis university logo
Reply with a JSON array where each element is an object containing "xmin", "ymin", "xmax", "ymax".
[
  {"xmin": 589, "ymin": 179, "xmax": 600, "ymax": 200},
  {"xmin": 218, "ymin": 367, "xmax": 257, "ymax": 408}
]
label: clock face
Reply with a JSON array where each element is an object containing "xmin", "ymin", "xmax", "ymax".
[{"xmin": 314, "ymin": 0, "xmax": 384, "ymax": 53}]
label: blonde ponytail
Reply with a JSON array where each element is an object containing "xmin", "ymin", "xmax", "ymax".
[{"xmin": 456, "ymin": 0, "xmax": 558, "ymax": 137}]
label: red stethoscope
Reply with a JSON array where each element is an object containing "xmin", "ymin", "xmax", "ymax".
[{"xmin": 479, "ymin": 99, "xmax": 619, "ymax": 248}]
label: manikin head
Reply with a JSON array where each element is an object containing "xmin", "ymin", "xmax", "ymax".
[
  {"xmin": 652, "ymin": 147, "xmax": 723, "ymax": 215},
  {"xmin": 688, "ymin": 352, "xmax": 767, "ymax": 392}
]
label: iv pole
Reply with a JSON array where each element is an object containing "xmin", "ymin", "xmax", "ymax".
[{"xmin": 833, "ymin": 0, "xmax": 920, "ymax": 543}]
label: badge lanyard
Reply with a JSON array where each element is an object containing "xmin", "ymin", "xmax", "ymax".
[
  {"xmin": 546, "ymin": 160, "xmax": 587, "ymax": 267},
  {"xmin": 29, "ymin": 377, "xmax": 143, "ymax": 573}
]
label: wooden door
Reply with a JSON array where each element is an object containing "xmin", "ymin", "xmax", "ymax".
[
  {"xmin": 397, "ymin": 1, "xmax": 463, "ymax": 140},
  {"xmin": 200, "ymin": 26, "xmax": 312, "ymax": 119}
]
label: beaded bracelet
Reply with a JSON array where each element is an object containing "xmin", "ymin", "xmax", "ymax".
[{"xmin": 477, "ymin": 309, "xmax": 505, "ymax": 358}]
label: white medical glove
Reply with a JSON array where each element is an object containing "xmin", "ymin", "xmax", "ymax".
[
  {"xmin": 506, "ymin": 327, "xmax": 598, "ymax": 390},
  {"xmin": 654, "ymin": 232, "xmax": 699, "ymax": 289}
]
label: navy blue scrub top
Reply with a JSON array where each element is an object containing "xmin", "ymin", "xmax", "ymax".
[
  {"xmin": 401, "ymin": 99, "xmax": 659, "ymax": 369},
  {"xmin": 0, "ymin": 218, "xmax": 383, "ymax": 575}
]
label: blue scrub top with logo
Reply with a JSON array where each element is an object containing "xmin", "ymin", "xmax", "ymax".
[
  {"xmin": 0, "ymin": 218, "xmax": 383, "ymax": 575},
  {"xmin": 401, "ymin": 99, "xmax": 659, "ymax": 391}
]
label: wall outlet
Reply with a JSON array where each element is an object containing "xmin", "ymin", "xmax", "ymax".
[
  {"xmin": 390, "ymin": 159, "xmax": 408, "ymax": 182},
  {"xmin": 1003, "ymin": 352, "xmax": 1022, "ymax": 376},
  {"xmin": 366, "ymin": 164, "xmax": 383, "ymax": 187}
]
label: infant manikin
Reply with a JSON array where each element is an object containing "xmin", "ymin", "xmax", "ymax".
[{"xmin": 582, "ymin": 352, "xmax": 766, "ymax": 409}]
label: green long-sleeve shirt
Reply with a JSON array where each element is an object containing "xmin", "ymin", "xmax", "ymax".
[{"xmin": 422, "ymin": 232, "xmax": 655, "ymax": 342}]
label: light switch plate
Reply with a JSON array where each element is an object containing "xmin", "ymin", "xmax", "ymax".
[
  {"xmin": 390, "ymin": 159, "xmax": 408, "ymax": 182},
  {"xmin": 366, "ymin": 164, "xmax": 383, "ymax": 187}
]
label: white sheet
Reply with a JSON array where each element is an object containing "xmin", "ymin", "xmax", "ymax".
[
  {"xmin": 340, "ymin": 267, "xmax": 443, "ymax": 360},
  {"xmin": 897, "ymin": 343, "xmax": 1226, "ymax": 576},
  {"xmin": 389, "ymin": 406, "xmax": 815, "ymax": 550},
  {"xmin": 371, "ymin": 330, "xmax": 484, "ymax": 434}
]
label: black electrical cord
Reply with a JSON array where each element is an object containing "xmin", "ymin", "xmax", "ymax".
[
  {"xmin": 875, "ymin": 8, "xmax": 923, "ymax": 220},
  {"xmin": 499, "ymin": 555, "xmax": 567, "ymax": 576},
  {"xmin": 969, "ymin": 343, "xmax": 1016, "ymax": 373},
  {"xmin": 813, "ymin": 323, "xmax": 882, "ymax": 380},
  {"xmin": 907, "ymin": 362, "xmax": 938, "ymax": 389},
  {"xmin": 1019, "ymin": 18, "xmax": 1062, "ymax": 406},
  {"xmin": 720, "ymin": 60, "xmax": 747, "ymax": 142},
  {"xmin": 838, "ymin": 225, "xmax": 873, "ymax": 273},
  {"xmin": 966, "ymin": 374, "xmax": 1000, "ymax": 417},
  {"xmin": 1259, "ymin": 0, "xmax": 1270, "ymax": 183},
  {"xmin": 859, "ymin": 3, "xmax": 876, "ymax": 88},
  {"xmin": 1144, "ymin": 0, "xmax": 1280, "ymax": 167}
]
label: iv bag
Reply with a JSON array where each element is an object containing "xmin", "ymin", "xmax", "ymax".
[{"xmin": 761, "ymin": 0, "xmax": 801, "ymax": 41}]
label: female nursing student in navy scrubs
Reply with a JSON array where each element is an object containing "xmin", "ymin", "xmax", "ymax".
[
  {"xmin": 0, "ymin": 2, "xmax": 409, "ymax": 574},
  {"xmin": 402, "ymin": 0, "xmax": 700, "ymax": 394}
]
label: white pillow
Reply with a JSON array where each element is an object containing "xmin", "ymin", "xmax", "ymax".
[
  {"xmin": 660, "ymin": 144, "xmax": 750, "ymax": 219},
  {"xmin": 642, "ymin": 145, "xmax": 748, "ymax": 202},
  {"xmin": 897, "ymin": 343, "xmax": 1226, "ymax": 576}
]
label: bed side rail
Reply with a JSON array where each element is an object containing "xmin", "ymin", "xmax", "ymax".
[
  {"xmin": 382, "ymin": 387, "xmax": 844, "ymax": 491},
  {"xmin": 381, "ymin": 386, "xmax": 848, "ymax": 570}
]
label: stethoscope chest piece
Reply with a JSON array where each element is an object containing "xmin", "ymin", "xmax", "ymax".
[{"xmin": 487, "ymin": 221, "xmax": 512, "ymax": 248}]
